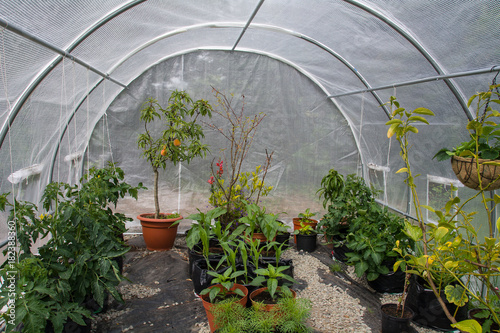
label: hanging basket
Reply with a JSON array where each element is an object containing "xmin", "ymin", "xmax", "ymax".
[{"xmin": 451, "ymin": 155, "xmax": 500, "ymax": 191}]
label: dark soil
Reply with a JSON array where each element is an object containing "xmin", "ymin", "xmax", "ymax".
[
  {"xmin": 381, "ymin": 303, "xmax": 414, "ymax": 319},
  {"xmin": 251, "ymin": 289, "xmax": 284, "ymax": 305}
]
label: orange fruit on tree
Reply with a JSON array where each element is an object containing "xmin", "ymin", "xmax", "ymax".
[
  {"xmin": 161, "ymin": 149, "xmax": 167, "ymax": 156},
  {"xmin": 173, "ymin": 139, "xmax": 181, "ymax": 147}
]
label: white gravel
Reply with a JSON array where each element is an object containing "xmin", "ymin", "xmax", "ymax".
[{"xmin": 283, "ymin": 249, "xmax": 372, "ymax": 333}]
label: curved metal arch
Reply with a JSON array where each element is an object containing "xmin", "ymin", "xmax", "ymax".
[
  {"xmin": 0, "ymin": 0, "xmax": 147, "ymax": 151},
  {"xmin": 111, "ymin": 22, "xmax": 391, "ymax": 116},
  {"xmin": 54, "ymin": 47, "xmax": 366, "ymax": 184},
  {"xmin": 342, "ymin": 0, "xmax": 472, "ymax": 120}
]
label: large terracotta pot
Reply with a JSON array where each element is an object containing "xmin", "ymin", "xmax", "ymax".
[
  {"xmin": 200, "ymin": 283, "xmax": 248, "ymax": 333},
  {"xmin": 292, "ymin": 218, "xmax": 318, "ymax": 242},
  {"xmin": 451, "ymin": 155, "xmax": 500, "ymax": 190},
  {"xmin": 137, "ymin": 213, "xmax": 182, "ymax": 251}
]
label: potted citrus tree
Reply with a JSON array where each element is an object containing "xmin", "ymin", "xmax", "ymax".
[{"xmin": 137, "ymin": 90, "xmax": 213, "ymax": 250}]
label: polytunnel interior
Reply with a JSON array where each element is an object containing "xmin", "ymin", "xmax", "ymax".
[{"xmin": 0, "ymin": 0, "xmax": 500, "ymax": 244}]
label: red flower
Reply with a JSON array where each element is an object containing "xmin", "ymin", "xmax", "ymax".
[
  {"xmin": 216, "ymin": 159, "xmax": 224, "ymax": 176},
  {"xmin": 208, "ymin": 176, "xmax": 215, "ymax": 185}
]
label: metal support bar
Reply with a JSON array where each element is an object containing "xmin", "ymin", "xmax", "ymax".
[
  {"xmin": 343, "ymin": 0, "xmax": 473, "ymax": 120},
  {"xmin": 327, "ymin": 66, "xmax": 500, "ymax": 99},
  {"xmin": 231, "ymin": 0, "xmax": 265, "ymax": 51},
  {"xmin": 0, "ymin": 1, "xmax": 145, "ymax": 152},
  {"xmin": 0, "ymin": 17, "xmax": 127, "ymax": 89}
]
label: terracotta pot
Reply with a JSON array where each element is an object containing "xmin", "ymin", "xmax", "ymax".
[
  {"xmin": 137, "ymin": 213, "xmax": 182, "ymax": 251},
  {"xmin": 451, "ymin": 155, "xmax": 500, "ymax": 190},
  {"xmin": 200, "ymin": 283, "xmax": 248, "ymax": 333},
  {"xmin": 249, "ymin": 287, "xmax": 296, "ymax": 312},
  {"xmin": 292, "ymin": 218, "xmax": 318, "ymax": 242},
  {"xmin": 246, "ymin": 232, "xmax": 276, "ymax": 243}
]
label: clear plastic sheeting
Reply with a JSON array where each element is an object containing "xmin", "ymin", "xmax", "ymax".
[{"xmin": 0, "ymin": 0, "xmax": 498, "ymax": 240}]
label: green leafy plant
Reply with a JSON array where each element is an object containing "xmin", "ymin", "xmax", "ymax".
[
  {"xmin": 293, "ymin": 222, "xmax": 317, "ymax": 236},
  {"xmin": 251, "ymin": 264, "xmax": 295, "ymax": 300},
  {"xmin": 298, "ymin": 208, "xmax": 317, "ymax": 223},
  {"xmin": 317, "ymin": 168, "xmax": 345, "ymax": 209},
  {"xmin": 344, "ymin": 204, "xmax": 413, "ymax": 281},
  {"xmin": 137, "ymin": 90, "xmax": 213, "ymax": 219},
  {"xmin": 200, "ymin": 267, "xmax": 246, "ymax": 303},
  {"xmin": 0, "ymin": 164, "xmax": 141, "ymax": 333},
  {"xmin": 0, "ymin": 257, "xmax": 91, "ymax": 333},
  {"xmin": 186, "ymin": 207, "xmax": 227, "ymax": 255},
  {"xmin": 434, "ymin": 83, "xmax": 500, "ymax": 161},
  {"xmin": 239, "ymin": 201, "xmax": 282, "ymax": 242},
  {"xmin": 317, "ymin": 173, "xmax": 378, "ymax": 246}
]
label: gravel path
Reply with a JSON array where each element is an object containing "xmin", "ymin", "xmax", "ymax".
[{"xmin": 283, "ymin": 249, "xmax": 372, "ymax": 332}]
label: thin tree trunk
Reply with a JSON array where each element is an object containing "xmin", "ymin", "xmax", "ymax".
[{"xmin": 154, "ymin": 167, "xmax": 160, "ymax": 219}]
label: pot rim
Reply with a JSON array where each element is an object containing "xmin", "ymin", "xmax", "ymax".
[{"xmin": 137, "ymin": 213, "xmax": 183, "ymax": 223}]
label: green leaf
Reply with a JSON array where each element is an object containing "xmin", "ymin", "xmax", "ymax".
[
  {"xmin": 404, "ymin": 221, "xmax": 423, "ymax": 242},
  {"xmin": 407, "ymin": 125, "xmax": 418, "ymax": 134},
  {"xmin": 354, "ymin": 261, "xmax": 368, "ymax": 277},
  {"xmin": 445, "ymin": 284, "xmax": 468, "ymax": 307},
  {"xmin": 396, "ymin": 167, "xmax": 408, "ymax": 174},
  {"xmin": 91, "ymin": 280, "xmax": 105, "ymax": 308},
  {"xmin": 434, "ymin": 227, "xmax": 449, "ymax": 242},
  {"xmin": 413, "ymin": 107, "xmax": 435, "ymax": 116},
  {"xmin": 385, "ymin": 119, "xmax": 403, "ymax": 125},
  {"xmin": 408, "ymin": 115, "xmax": 430, "ymax": 124},
  {"xmin": 451, "ymin": 319, "xmax": 482, "ymax": 333}
]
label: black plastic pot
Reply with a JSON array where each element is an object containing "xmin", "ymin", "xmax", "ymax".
[
  {"xmin": 367, "ymin": 261, "xmax": 406, "ymax": 293},
  {"xmin": 188, "ymin": 247, "xmax": 223, "ymax": 279},
  {"xmin": 381, "ymin": 303, "xmax": 414, "ymax": 333},
  {"xmin": 406, "ymin": 276, "xmax": 467, "ymax": 330},
  {"xmin": 295, "ymin": 233, "xmax": 317, "ymax": 252},
  {"xmin": 275, "ymin": 232, "xmax": 290, "ymax": 249},
  {"xmin": 191, "ymin": 258, "xmax": 229, "ymax": 295},
  {"xmin": 330, "ymin": 235, "xmax": 350, "ymax": 262},
  {"xmin": 259, "ymin": 257, "xmax": 294, "ymax": 284}
]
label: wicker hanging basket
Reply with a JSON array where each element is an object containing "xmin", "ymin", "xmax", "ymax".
[{"xmin": 451, "ymin": 155, "xmax": 500, "ymax": 191}]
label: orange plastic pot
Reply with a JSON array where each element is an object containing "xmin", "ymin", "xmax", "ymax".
[
  {"xmin": 292, "ymin": 218, "xmax": 318, "ymax": 242},
  {"xmin": 200, "ymin": 283, "xmax": 248, "ymax": 332},
  {"xmin": 249, "ymin": 287, "xmax": 296, "ymax": 312},
  {"xmin": 137, "ymin": 213, "xmax": 182, "ymax": 251}
]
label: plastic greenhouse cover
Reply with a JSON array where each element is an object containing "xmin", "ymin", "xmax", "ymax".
[{"xmin": 0, "ymin": 0, "xmax": 499, "ymax": 247}]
